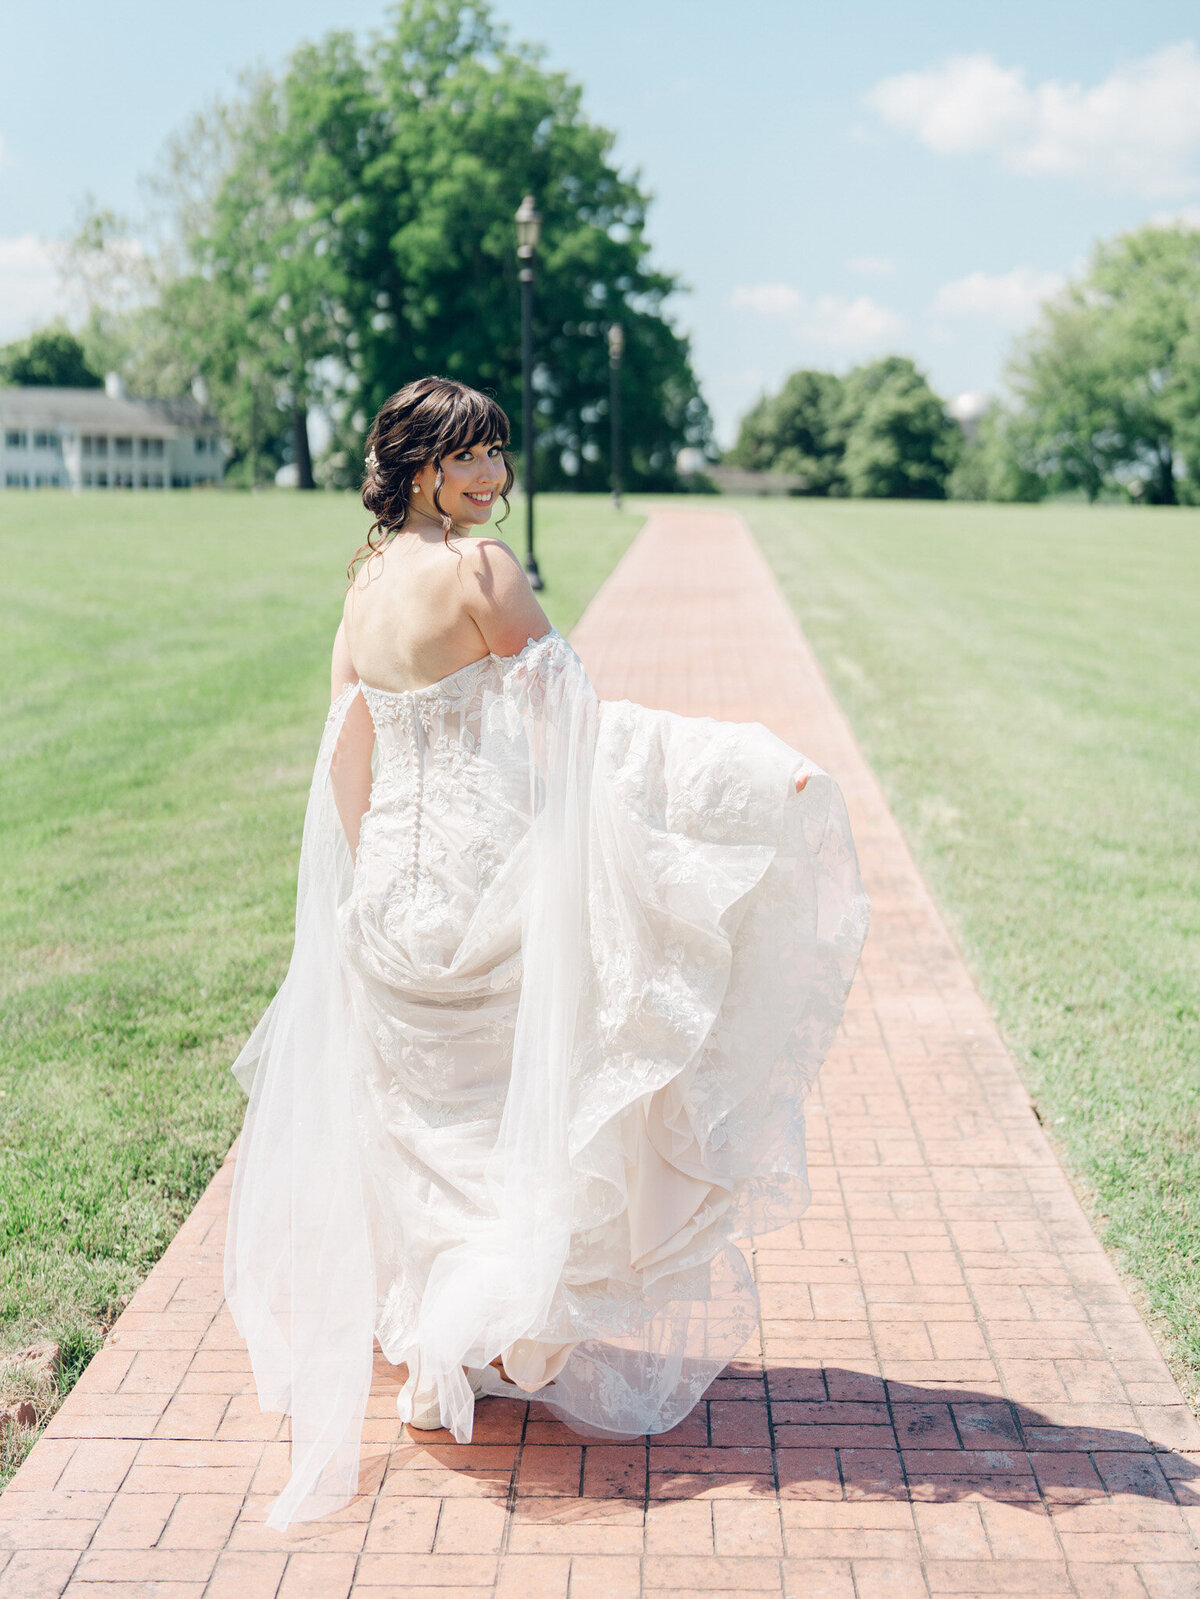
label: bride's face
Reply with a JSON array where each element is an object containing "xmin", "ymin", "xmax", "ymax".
[{"xmin": 412, "ymin": 439, "xmax": 506, "ymax": 528}]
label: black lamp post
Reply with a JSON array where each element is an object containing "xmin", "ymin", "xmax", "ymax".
[
  {"xmin": 607, "ymin": 322, "xmax": 624, "ymax": 511},
  {"xmin": 515, "ymin": 194, "xmax": 543, "ymax": 590}
]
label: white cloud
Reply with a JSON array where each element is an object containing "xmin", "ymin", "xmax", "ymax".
[
  {"xmin": 0, "ymin": 235, "xmax": 72, "ymax": 343},
  {"xmin": 730, "ymin": 283, "xmax": 906, "ymax": 349},
  {"xmin": 931, "ymin": 266, "xmax": 1065, "ymax": 326},
  {"xmin": 847, "ymin": 254, "xmax": 896, "ymax": 278},
  {"xmin": 869, "ymin": 54, "xmax": 1030, "ymax": 157},
  {"xmin": 866, "ymin": 41, "xmax": 1200, "ymax": 197},
  {"xmin": 808, "ymin": 294, "xmax": 907, "ymax": 347}
]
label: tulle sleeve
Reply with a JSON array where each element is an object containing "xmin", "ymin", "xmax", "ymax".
[{"xmin": 224, "ymin": 684, "xmax": 376, "ymax": 1529}]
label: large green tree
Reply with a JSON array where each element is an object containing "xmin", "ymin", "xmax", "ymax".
[
  {"xmin": 148, "ymin": 52, "xmax": 364, "ymax": 488},
  {"xmin": 121, "ymin": 0, "xmax": 709, "ymax": 490},
  {"xmin": 1006, "ymin": 223, "xmax": 1200, "ymax": 503}
]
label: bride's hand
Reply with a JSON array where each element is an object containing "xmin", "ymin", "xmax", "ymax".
[{"xmin": 794, "ymin": 768, "xmax": 809, "ymax": 794}]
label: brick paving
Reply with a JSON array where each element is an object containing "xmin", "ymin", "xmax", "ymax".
[{"xmin": 2, "ymin": 506, "xmax": 1198, "ymax": 1598}]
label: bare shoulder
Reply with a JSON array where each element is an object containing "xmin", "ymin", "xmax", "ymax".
[
  {"xmin": 457, "ymin": 534, "xmax": 523, "ymax": 571},
  {"xmin": 456, "ymin": 535, "xmax": 529, "ymax": 599},
  {"xmin": 457, "ymin": 535, "xmax": 550, "ymax": 652}
]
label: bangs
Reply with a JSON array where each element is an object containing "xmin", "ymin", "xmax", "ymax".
[{"xmin": 435, "ymin": 389, "xmax": 510, "ymax": 456}]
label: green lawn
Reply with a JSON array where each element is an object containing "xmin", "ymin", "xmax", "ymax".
[
  {"xmin": 0, "ymin": 488, "xmax": 643, "ymax": 1479},
  {"xmin": 743, "ymin": 497, "xmax": 1200, "ymax": 1406}
]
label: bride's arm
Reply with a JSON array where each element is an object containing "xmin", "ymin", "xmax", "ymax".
[{"xmin": 329, "ymin": 620, "xmax": 375, "ymax": 860}]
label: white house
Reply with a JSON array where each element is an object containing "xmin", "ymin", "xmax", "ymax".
[{"xmin": 0, "ymin": 376, "xmax": 227, "ymax": 491}]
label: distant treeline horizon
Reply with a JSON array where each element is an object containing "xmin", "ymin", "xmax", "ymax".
[{"xmin": 729, "ymin": 221, "xmax": 1200, "ymax": 506}]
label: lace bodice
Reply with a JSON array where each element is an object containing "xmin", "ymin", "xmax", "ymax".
[
  {"xmin": 349, "ymin": 631, "xmax": 557, "ymax": 973},
  {"xmin": 359, "ymin": 646, "xmax": 501, "ymax": 743}
]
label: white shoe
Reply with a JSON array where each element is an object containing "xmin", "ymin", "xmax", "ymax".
[
  {"xmin": 408, "ymin": 1367, "xmax": 486, "ymax": 1430},
  {"xmin": 407, "ymin": 1391, "xmax": 444, "ymax": 1430}
]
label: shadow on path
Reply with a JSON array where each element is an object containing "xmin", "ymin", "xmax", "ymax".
[{"xmin": 362, "ymin": 1363, "xmax": 1200, "ymax": 1519}]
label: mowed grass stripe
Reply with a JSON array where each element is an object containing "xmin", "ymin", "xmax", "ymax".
[
  {"xmin": 746, "ymin": 496, "xmax": 1200, "ymax": 1405},
  {"xmin": 0, "ymin": 489, "xmax": 643, "ymax": 1482}
]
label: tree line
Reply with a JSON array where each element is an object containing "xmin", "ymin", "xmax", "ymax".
[
  {"xmin": 728, "ymin": 356, "xmax": 961, "ymax": 500},
  {"xmin": 13, "ymin": 0, "xmax": 710, "ymax": 492},
  {"xmin": 730, "ymin": 222, "xmax": 1200, "ymax": 505}
]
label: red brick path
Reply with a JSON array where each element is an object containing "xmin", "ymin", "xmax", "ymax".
[{"xmin": 2, "ymin": 508, "xmax": 1197, "ymax": 1597}]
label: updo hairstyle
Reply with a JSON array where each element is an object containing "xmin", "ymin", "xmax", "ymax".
[{"xmin": 350, "ymin": 375, "xmax": 514, "ymax": 579}]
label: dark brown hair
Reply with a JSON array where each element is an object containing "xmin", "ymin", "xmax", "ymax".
[{"xmin": 350, "ymin": 376, "xmax": 514, "ymax": 579}]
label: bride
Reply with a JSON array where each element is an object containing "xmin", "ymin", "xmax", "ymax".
[{"xmin": 225, "ymin": 375, "xmax": 870, "ymax": 1529}]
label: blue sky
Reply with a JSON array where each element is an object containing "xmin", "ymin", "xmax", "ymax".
[{"xmin": 3, "ymin": 0, "xmax": 1199, "ymax": 441}]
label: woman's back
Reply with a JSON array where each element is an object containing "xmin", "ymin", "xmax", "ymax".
[
  {"xmin": 342, "ymin": 529, "xmax": 495, "ymax": 693},
  {"xmin": 343, "ymin": 526, "xmax": 551, "ymax": 694}
]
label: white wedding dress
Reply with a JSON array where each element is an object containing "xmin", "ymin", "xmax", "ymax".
[{"xmin": 225, "ymin": 627, "xmax": 869, "ymax": 1528}]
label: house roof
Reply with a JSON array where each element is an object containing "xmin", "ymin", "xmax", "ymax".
[
  {"xmin": 0, "ymin": 387, "xmax": 220, "ymax": 437},
  {"xmin": 139, "ymin": 396, "xmax": 220, "ymax": 428}
]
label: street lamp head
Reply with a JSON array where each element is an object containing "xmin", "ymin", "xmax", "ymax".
[
  {"xmin": 515, "ymin": 194, "xmax": 541, "ymax": 257},
  {"xmin": 607, "ymin": 322, "xmax": 625, "ymax": 361}
]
